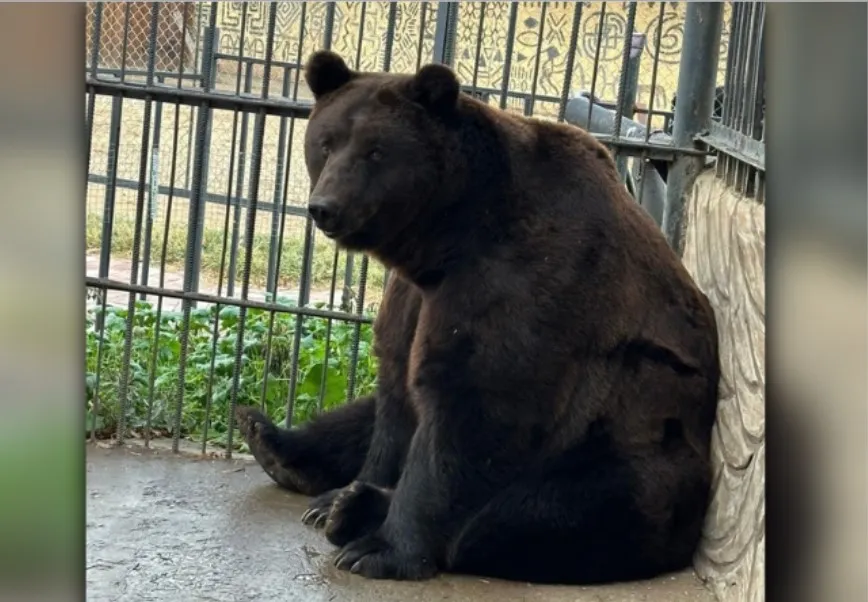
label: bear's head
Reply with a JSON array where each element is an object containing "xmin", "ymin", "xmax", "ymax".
[{"xmin": 302, "ymin": 50, "xmax": 463, "ymax": 259}]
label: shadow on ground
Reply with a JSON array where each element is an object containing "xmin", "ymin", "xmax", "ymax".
[{"xmin": 86, "ymin": 444, "xmax": 714, "ymax": 602}]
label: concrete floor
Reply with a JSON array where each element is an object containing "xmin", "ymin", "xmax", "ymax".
[{"xmin": 86, "ymin": 444, "xmax": 715, "ymax": 602}]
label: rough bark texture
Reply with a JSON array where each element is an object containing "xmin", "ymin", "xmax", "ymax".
[{"xmin": 682, "ymin": 170, "xmax": 765, "ymax": 602}]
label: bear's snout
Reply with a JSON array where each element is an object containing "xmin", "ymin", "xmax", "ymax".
[{"xmin": 308, "ymin": 196, "xmax": 342, "ymax": 235}]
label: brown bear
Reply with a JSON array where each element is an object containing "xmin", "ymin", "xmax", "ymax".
[{"xmin": 234, "ymin": 49, "xmax": 720, "ymax": 585}]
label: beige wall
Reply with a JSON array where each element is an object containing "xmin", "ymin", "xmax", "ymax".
[{"xmin": 681, "ymin": 170, "xmax": 765, "ymax": 602}]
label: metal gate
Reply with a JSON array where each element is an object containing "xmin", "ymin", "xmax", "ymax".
[{"xmin": 85, "ymin": 1, "xmax": 742, "ymax": 457}]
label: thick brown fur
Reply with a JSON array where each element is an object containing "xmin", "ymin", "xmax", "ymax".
[{"xmin": 235, "ymin": 49, "xmax": 720, "ymax": 585}]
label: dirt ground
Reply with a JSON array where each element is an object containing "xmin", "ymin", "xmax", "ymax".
[{"xmin": 86, "ymin": 444, "xmax": 715, "ymax": 602}]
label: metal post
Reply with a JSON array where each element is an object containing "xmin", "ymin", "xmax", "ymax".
[
  {"xmin": 342, "ymin": 253, "xmax": 355, "ymax": 312},
  {"xmin": 140, "ymin": 76, "xmax": 164, "ymax": 300},
  {"xmin": 227, "ymin": 64, "xmax": 253, "ymax": 298},
  {"xmin": 99, "ymin": 96, "xmax": 122, "ymax": 284},
  {"xmin": 662, "ymin": 2, "xmax": 723, "ymax": 254},
  {"xmin": 615, "ymin": 33, "xmax": 645, "ymax": 181},
  {"xmin": 432, "ymin": 2, "xmax": 458, "ymax": 66},
  {"xmin": 267, "ymin": 69, "xmax": 291, "ymax": 297},
  {"xmin": 186, "ymin": 23, "xmax": 218, "ymax": 302}
]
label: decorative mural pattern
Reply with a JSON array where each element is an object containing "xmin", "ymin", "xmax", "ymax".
[{"xmin": 89, "ymin": 2, "xmax": 731, "ymax": 124}]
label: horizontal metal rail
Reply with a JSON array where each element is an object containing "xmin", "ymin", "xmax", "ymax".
[
  {"xmin": 86, "ymin": 78, "xmax": 314, "ymax": 119},
  {"xmin": 590, "ymin": 134, "xmax": 707, "ymax": 161},
  {"xmin": 85, "ymin": 276, "xmax": 374, "ymax": 325},
  {"xmin": 696, "ymin": 120, "xmax": 765, "ymax": 171},
  {"xmin": 87, "ymin": 173, "xmax": 310, "ymax": 219},
  {"xmin": 92, "ymin": 66, "xmax": 204, "ymax": 81}
]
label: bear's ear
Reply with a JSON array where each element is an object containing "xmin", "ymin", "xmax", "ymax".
[
  {"xmin": 305, "ymin": 50, "xmax": 354, "ymax": 99},
  {"xmin": 408, "ymin": 63, "xmax": 460, "ymax": 115}
]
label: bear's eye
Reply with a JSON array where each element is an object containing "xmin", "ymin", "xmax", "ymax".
[
  {"xmin": 320, "ymin": 143, "xmax": 330, "ymax": 158},
  {"xmin": 367, "ymin": 149, "xmax": 383, "ymax": 162}
]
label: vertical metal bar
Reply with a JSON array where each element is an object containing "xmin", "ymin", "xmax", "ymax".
[
  {"xmin": 746, "ymin": 4, "xmax": 765, "ymax": 139},
  {"xmin": 721, "ymin": 2, "xmax": 741, "ymax": 130},
  {"xmin": 442, "ymin": 1, "xmax": 458, "ymax": 67},
  {"xmin": 185, "ymin": 3, "xmax": 208, "ymax": 188},
  {"xmin": 89, "ymin": 292, "xmax": 110, "ymax": 443},
  {"xmin": 144, "ymin": 2, "xmax": 191, "ymax": 448},
  {"xmin": 526, "ymin": 2, "xmax": 548, "ymax": 117},
  {"xmin": 415, "ymin": 2, "xmax": 430, "ymax": 72},
  {"xmin": 732, "ymin": 3, "xmax": 752, "ymax": 137},
  {"xmin": 432, "ymin": 1, "xmax": 457, "ymax": 66},
  {"xmin": 635, "ymin": 2, "xmax": 667, "ymax": 226},
  {"xmin": 662, "ymin": 2, "xmax": 723, "ymax": 255},
  {"xmin": 354, "ymin": 2, "xmax": 368, "ymax": 70},
  {"xmin": 88, "ymin": 3, "xmax": 104, "ymax": 77},
  {"xmin": 267, "ymin": 4, "xmax": 311, "ymax": 424},
  {"xmin": 173, "ymin": 4, "xmax": 218, "ymax": 453},
  {"xmin": 743, "ymin": 3, "xmax": 765, "ymax": 197},
  {"xmin": 140, "ymin": 76, "xmax": 163, "ymax": 300},
  {"xmin": 187, "ymin": 9, "xmax": 219, "ymax": 304},
  {"xmin": 234, "ymin": 3, "xmax": 249, "ymax": 91},
  {"xmin": 323, "ymin": 2, "xmax": 336, "ymax": 49},
  {"xmin": 316, "ymin": 249, "xmax": 341, "ymax": 415},
  {"xmin": 735, "ymin": 3, "xmax": 754, "ymax": 193},
  {"xmin": 585, "ymin": 3, "xmax": 607, "ymax": 128},
  {"xmin": 614, "ymin": 35, "xmax": 644, "ymax": 181},
  {"xmin": 203, "ymin": 104, "xmax": 243, "ymax": 451},
  {"xmin": 612, "ymin": 3, "xmax": 639, "ymax": 139},
  {"xmin": 383, "ymin": 2, "xmax": 398, "ymax": 72},
  {"xmin": 119, "ymin": 3, "xmax": 132, "ymax": 80},
  {"xmin": 716, "ymin": 3, "xmax": 738, "ymax": 183},
  {"xmin": 116, "ymin": 2, "xmax": 160, "ymax": 444},
  {"xmin": 469, "ymin": 3, "xmax": 486, "ymax": 96},
  {"xmin": 345, "ymin": 257, "xmax": 369, "ymax": 404},
  {"xmin": 98, "ymin": 96, "xmax": 122, "ymax": 284},
  {"xmin": 750, "ymin": 7, "xmax": 766, "ymax": 142},
  {"xmin": 343, "ymin": 3, "xmax": 371, "ymax": 312},
  {"xmin": 266, "ymin": 67, "xmax": 292, "ymax": 296},
  {"xmin": 319, "ymin": 0, "xmax": 342, "ymax": 414},
  {"xmin": 227, "ymin": 2, "xmax": 279, "ymax": 457},
  {"xmin": 499, "ymin": 2, "xmax": 519, "ymax": 111},
  {"xmin": 726, "ymin": 4, "xmax": 748, "ymax": 189},
  {"xmin": 85, "ymin": 2, "xmax": 104, "ymax": 179},
  {"xmin": 285, "ymin": 218, "xmax": 315, "ymax": 428},
  {"xmin": 643, "ymin": 4, "xmax": 667, "ymax": 144},
  {"xmin": 202, "ymin": 9, "xmax": 256, "ymax": 447},
  {"xmin": 557, "ymin": 2, "xmax": 583, "ymax": 122},
  {"xmin": 342, "ymin": 255, "xmax": 355, "ymax": 312},
  {"xmin": 268, "ymin": 3, "xmax": 310, "ymax": 423},
  {"xmin": 227, "ymin": 64, "xmax": 253, "ymax": 297}
]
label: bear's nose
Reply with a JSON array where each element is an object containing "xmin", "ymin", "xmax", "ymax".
[{"xmin": 307, "ymin": 197, "xmax": 340, "ymax": 232}]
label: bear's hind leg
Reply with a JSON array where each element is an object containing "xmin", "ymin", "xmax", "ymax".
[
  {"xmin": 235, "ymin": 395, "xmax": 375, "ymax": 496},
  {"xmin": 447, "ymin": 425, "xmax": 696, "ymax": 585}
]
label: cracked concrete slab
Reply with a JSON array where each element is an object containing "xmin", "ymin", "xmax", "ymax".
[{"xmin": 86, "ymin": 444, "xmax": 714, "ymax": 602}]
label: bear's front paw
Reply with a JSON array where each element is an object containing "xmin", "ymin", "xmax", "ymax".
[
  {"xmin": 301, "ymin": 487, "xmax": 342, "ymax": 529},
  {"xmin": 324, "ymin": 481, "xmax": 391, "ymax": 547},
  {"xmin": 334, "ymin": 533, "xmax": 437, "ymax": 581}
]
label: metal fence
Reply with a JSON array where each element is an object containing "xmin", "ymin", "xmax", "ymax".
[
  {"xmin": 84, "ymin": 1, "xmax": 744, "ymax": 457},
  {"xmin": 699, "ymin": 2, "xmax": 765, "ymax": 201}
]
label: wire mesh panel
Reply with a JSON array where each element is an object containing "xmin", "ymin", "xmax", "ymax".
[{"xmin": 84, "ymin": 1, "xmax": 737, "ymax": 456}]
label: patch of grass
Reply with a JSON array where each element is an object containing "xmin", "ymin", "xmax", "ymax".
[
  {"xmin": 85, "ymin": 298, "xmax": 378, "ymax": 451},
  {"xmin": 86, "ymin": 212, "xmax": 387, "ymax": 293}
]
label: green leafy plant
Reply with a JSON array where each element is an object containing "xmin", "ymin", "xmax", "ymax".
[{"xmin": 85, "ymin": 296, "xmax": 378, "ymax": 452}]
